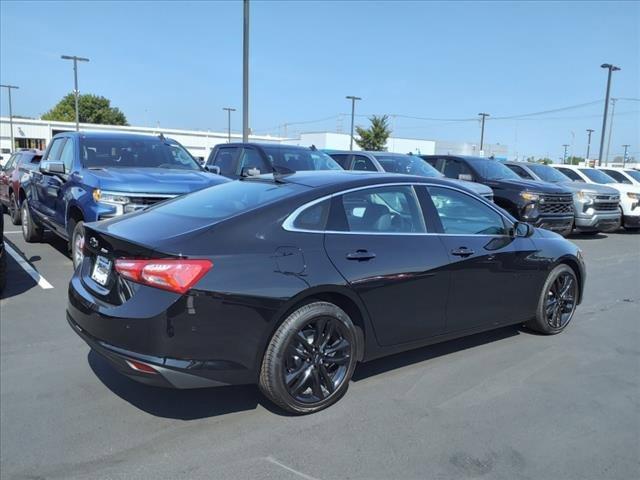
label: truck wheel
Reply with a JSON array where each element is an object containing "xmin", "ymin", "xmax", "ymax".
[
  {"xmin": 69, "ymin": 220, "xmax": 85, "ymax": 269},
  {"xmin": 9, "ymin": 192, "xmax": 21, "ymax": 225},
  {"xmin": 21, "ymin": 200, "xmax": 43, "ymax": 243},
  {"xmin": 259, "ymin": 302, "xmax": 358, "ymax": 414},
  {"xmin": 526, "ymin": 264, "xmax": 578, "ymax": 335}
]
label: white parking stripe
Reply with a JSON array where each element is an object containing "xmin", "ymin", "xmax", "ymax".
[
  {"xmin": 4, "ymin": 243, "xmax": 54, "ymax": 289},
  {"xmin": 3, "ymin": 231, "xmax": 23, "ymax": 234}
]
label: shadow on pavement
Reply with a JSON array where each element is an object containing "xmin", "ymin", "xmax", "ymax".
[
  {"xmin": 353, "ymin": 325, "xmax": 521, "ymax": 381},
  {"xmin": 88, "ymin": 350, "xmax": 288, "ymax": 419},
  {"xmin": 1, "ymin": 239, "xmax": 38, "ymax": 300},
  {"xmin": 567, "ymin": 232, "xmax": 608, "ymax": 240}
]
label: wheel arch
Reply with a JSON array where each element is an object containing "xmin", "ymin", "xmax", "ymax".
[
  {"xmin": 555, "ymin": 256, "xmax": 584, "ymax": 304},
  {"xmin": 66, "ymin": 203, "xmax": 84, "ymax": 232}
]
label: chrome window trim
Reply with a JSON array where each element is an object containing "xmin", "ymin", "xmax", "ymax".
[{"xmin": 282, "ymin": 182, "xmax": 514, "ymax": 236}]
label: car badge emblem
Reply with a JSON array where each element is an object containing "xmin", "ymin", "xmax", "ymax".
[{"xmin": 89, "ymin": 237, "xmax": 99, "ymax": 248}]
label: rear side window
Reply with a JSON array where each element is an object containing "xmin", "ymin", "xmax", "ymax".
[
  {"xmin": 151, "ymin": 180, "xmax": 305, "ymax": 221},
  {"xmin": 600, "ymin": 169, "xmax": 631, "ymax": 184},
  {"xmin": 329, "ymin": 154, "xmax": 351, "ymax": 169},
  {"xmin": 442, "ymin": 159, "xmax": 473, "ymax": 180},
  {"xmin": 428, "ymin": 186, "xmax": 507, "ymax": 235},
  {"xmin": 292, "ymin": 199, "xmax": 331, "ymax": 231},
  {"xmin": 556, "ymin": 168, "xmax": 584, "ymax": 182},
  {"xmin": 351, "ymin": 155, "xmax": 377, "ymax": 172},
  {"xmin": 338, "ymin": 185, "xmax": 426, "ymax": 233}
]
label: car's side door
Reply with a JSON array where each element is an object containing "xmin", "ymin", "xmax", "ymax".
[
  {"xmin": 209, "ymin": 146, "xmax": 242, "ymax": 179},
  {"xmin": 0, "ymin": 154, "xmax": 17, "ymax": 204},
  {"xmin": 32, "ymin": 138, "xmax": 67, "ymax": 225},
  {"xmin": 323, "ymin": 184, "xmax": 451, "ymax": 346},
  {"xmin": 49, "ymin": 137, "xmax": 78, "ymax": 234},
  {"xmin": 425, "ymin": 185, "xmax": 542, "ymax": 332}
]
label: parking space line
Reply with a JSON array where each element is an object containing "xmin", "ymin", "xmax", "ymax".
[
  {"xmin": 4, "ymin": 243, "xmax": 54, "ymax": 290},
  {"xmin": 3, "ymin": 231, "xmax": 23, "ymax": 234}
]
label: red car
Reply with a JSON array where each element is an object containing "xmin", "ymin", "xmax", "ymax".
[{"xmin": 0, "ymin": 149, "xmax": 43, "ymax": 225}]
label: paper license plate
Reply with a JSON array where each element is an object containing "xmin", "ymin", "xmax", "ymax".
[{"xmin": 91, "ymin": 255, "xmax": 112, "ymax": 286}]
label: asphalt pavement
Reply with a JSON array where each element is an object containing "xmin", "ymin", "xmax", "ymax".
[{"xmin": 1, "ymin": 211, "xmax": 639, "ymax": 480}]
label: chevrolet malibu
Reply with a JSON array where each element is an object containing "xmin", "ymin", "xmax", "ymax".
[{"xmin": 67, "ymin": 171, "xmax": 585, "ymax": 414}]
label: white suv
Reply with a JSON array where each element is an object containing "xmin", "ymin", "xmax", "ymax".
[
  {"xmin": 597, "ymin": 166, "xmax": 640, "ymax": 187},
  {"xmin": 552, "ymin": 164, "xmax": 640, "ymax": 231}
]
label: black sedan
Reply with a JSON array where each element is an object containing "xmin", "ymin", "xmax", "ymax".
[{"xmin": 67, "ymin": 171, "xmax": 585, "ymax": 414}]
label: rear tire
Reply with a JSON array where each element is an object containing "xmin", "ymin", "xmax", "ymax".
[
  {"xmin": 21, "ymin": 200, "xmax": 43, "ymax": 243},
  {"xmin": 69, "ymin": 220, "xmax": 85, "ymax": 269},
  {"xmin": 9, "ymin": 192, "xmax": 21, "ymax": 225},
  {"xmin": 526, "ymin": 264, "xmax": 578, "ymax": 335},
  {"xmin": 259, "ymin": 301, "xmax": 358, "ymax": 414}
]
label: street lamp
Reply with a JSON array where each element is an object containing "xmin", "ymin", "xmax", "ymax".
[
  {"xmin": 622, "ymin": 144, "xmax": 630, "ymax": 166},
  {"xmin": 0, "ymin": 84, "xmax": 19, "ymax": 152},
  {"xmin": 478, "ymin": 113, "xmax": 490, "ymax": 153},
  {"xmin": 345, "ymin": 95, "xmax": 361, "ymax": 151},
  {"xmin": 223, "ymin": 107, "xmax": 236, "ymax": 143},
  {"xmin": 563, "ymin": 144, "xmax": 570, "ymax": 164},
  {"xmin": 585, "ymin": 129, "xmax": 594, "ymax": 160},
  {"xmin": 242, "ymin": 0, "xmax": 250, "ymax": 142},
  {"xmin": 597, "ymin": 63, "xmax": 621, "ymax": 166},
  {"xmin": 61, "ymin": 55, "xmax": 90, "ymax": 131}
]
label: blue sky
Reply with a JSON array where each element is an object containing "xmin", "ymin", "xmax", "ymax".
[{"xmin": 1, "ymin": 0, "xmax": 638, "ymax": 160}]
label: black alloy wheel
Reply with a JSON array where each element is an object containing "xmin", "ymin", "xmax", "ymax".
[
  {"xmin": 260, "ymin": 302, "xmax": 358, "ymax": 414},
  {"xmin": 527, "ymin": 264, "xmax": 578, "ymax": 334}
]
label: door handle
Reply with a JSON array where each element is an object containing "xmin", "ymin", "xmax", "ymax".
[
  {"xmin": 346, "ymin": 250, "xmax": 376, "ymax": 261},
  {"xmin": 451, "ymin": 247, "xmax": 475, "ymax": 257}
]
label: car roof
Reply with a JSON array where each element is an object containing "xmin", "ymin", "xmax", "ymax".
[
  {"xmin": 220, "ymin": 143, "xmax": 314, "ymax": 150},
  {"xmin": 54, "ymin": 131, "xmax": 179, "ymax": 143}
]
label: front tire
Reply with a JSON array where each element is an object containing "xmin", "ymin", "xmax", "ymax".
[
  {"xmin": 21, "ymin": 200, "xmax": 43, "ymax": 243},
  {"xmin": 69, "ymin": 220, "xmax": 85, "ymax": 269},
  {"xmin": 259, "ymin": 302, "xmax": 358, "ymax": 414},
  {"xmin": 9, "ymin": 192, "xmax": 21, "ymax": 225},
  {"xmin": 526, "ymin": 264, "xmax": 578, "ymax": 334}
]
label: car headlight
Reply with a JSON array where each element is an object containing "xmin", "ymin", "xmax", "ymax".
[
  {"xmin": 627, "ymin": 192, "xmax": 640, "ymax": 200},
  {"xmin": 93, "ymin": 189, "xmax": 130, "ymax": 205},
  {"xmin": 520, "ymin": 192, "xmax": 540, "ymax": 202},
  {"xmin": 575, "ymin": 190, "xmax": 595, "ymax": 203}
]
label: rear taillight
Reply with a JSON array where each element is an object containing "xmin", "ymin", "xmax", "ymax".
[{"xmin": 115, "ymin": 258, "xmax": 212, "ymax": 294}]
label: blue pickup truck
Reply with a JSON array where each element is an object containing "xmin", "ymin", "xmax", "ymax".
[{"xmin": 21, "ymin": 131, "xmax": 228, "ymax": 267}]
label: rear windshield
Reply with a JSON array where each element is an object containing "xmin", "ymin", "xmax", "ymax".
[
  {"xmin": 527, "ymin": 163, "xmax": 570, "ymax": 183},
  {"xmin": 373, "ymin": 154, "xmax": 442, "ymax": 177},
  {"xmin": 79, "ymin": 137, "xmax": 200, "ymax": 170},
  {"xmin": 262, "ymin": 147, "xmax": 342, "ymax": 171},
  {"xmin": 151, "ymin": 179, "xmax": 305, "ymax": 221}
]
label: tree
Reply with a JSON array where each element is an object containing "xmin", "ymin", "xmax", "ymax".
[
  {"xmin": 536, "ymin": 157, "xmax": 553, "ymax": 165},
  {"xmin": 42, "ymin": 93, "xmax": 128, "ymax": 125},
  {"xmin": 566, "ymin": 156, "xmax": 584, "ymax": 165},
  {"xmin": 355, "ymin": 114, "xmax": 391, "ymax": 151}
]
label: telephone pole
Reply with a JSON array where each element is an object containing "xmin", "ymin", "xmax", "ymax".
[
  {"xmin": 223, "ymin": 107, "xmax": 236, "ymax": 143},
  {"xmin": 242, "ymin": 0, "xmax": 250, "ymax": 142},
  {"xmin": 563, "ymin": 144, "xmax": 570, "ymax": 164},
  {"xmin": 585, "ymin": 128, "xmax": 594, "ymax": 160},
  {"xmin": 622, "ymin": 144, "xmax": 630, "ymax": 166},
  {"xmin": 478, "ymin": 113, "xmax": 490, "ymax": 153},
  {"xmin": 597, "ymin": 63, "xmax": 621, "ymax": 166}
]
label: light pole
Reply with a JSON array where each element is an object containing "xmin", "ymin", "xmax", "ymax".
[
  {"xmin": 597, "ymin": 63, "xmax": 620, "ymax": 166},
  {"xmin": 223, "ymin": 107, "xmax": 236, "ymax": 143},
  {"xmin": 605, "ymin": 98, "xmax": 618, "ymax": 165},
  {"xmin": 0, "ymin": 84, "xmax": 19, "ymax": 152},
  {"xmin": 478, "ymin": 113, "xmax": 490, "ymax": 153},
  {"xmin": 585, "ymin": 128, "xmax": 594, "ymax": 160},
  {"xmin": 242, "ymin": 0, "xmax": 250, "ymax": 142},
  {"xmin": 563, "ymin": 144, "xmax": 570, "ymax": 164},
  {"xmin": 61, "ymin": 55, "xmax": 90, "ymax": 131},
  {"xmin": 345, "ymin": 95, "xmax": 361, "ymax": 151},
  {"xmin": 622, "ymin": 144, "xmax": 630, "ymax": 166}
]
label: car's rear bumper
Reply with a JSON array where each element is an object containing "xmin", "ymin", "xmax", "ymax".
[{"xmin": 68, "ymin": 312, "xmax": 231, "ymax": 389}]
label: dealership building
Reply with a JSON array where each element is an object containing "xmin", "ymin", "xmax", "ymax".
[{"xmin": 0, "ymin": 117, "xmax": 508, "ymax": 162}]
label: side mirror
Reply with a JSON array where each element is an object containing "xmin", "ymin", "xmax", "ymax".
[
  {"xmin": 206, "ymin": 165, "xmax": 221, "ymax": 175},
  {"xmin": 513, "ymin": 221, "xmax": 533, "ymax": 238},
  {"xmin": 241, "ymin": 166, "xmax": 261, "ymax": 177},
  {"xmin": 458, "ymin": 173, "xmax": 473, "ymax": 181},
  {"xmin": 41, "ymin": 162, "xmax": 65, "ymax": 174}
]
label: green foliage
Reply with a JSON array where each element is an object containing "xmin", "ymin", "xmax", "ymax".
[
  {"xmin": 566, "ymin": 156, "xmax": 584, "ymax": 165},
  {"xmin": 42, "ymin": 93, "xmax": 128, "ymax": 126},
  {"xmin": 355, "ymin": 114, "xmax": 392, "ymax": 151},
  {"xmin": 536, "ymin": 157, "xmax": 553, "ymax": 165}
]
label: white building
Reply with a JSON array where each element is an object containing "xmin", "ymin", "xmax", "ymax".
[{"xmin": 0, "ymin": 116, "xmax": 508, "ymax": 163}]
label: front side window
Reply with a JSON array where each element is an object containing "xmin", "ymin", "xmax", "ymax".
[
  {"xmin": 556, "ymin": 168, "xmax": 584, "ymax": 182},
  {"xmin": 59, "ymin": 138, "xmax": 75, "ymax": 172},
  {"xmin": 600, "ymin": 169, "xmax": 631, "ymax": 184},
  {"xmin": 374, "ymin": 154, "xmax": 442, "ymax": 178},
  {"xmin": 351, "ymin": 155, "xmax": 377, "ymax": 172},
  {"xmin": 338, "ymin": 185, "xmax": 426, "ymax": 233},
  {"xmin": 212, "ymin": 147, "xmax": 240, "ymax": 176},
  {"xmin": 263, "ymin": 147, "xmax": 342, "ymax": 171},
  {"xmin": 528, "ymin": 164, "xmax": 570, "ymax": 183},
  {"xmin": 45, "ymin": 138, "xmax": 66, "ymax": 163},
  {"xmin": 442, "ymin": 159, "xmax": 474, "ymax": 180},
  {"xmin": 238, "ymin": 148, "xmax": 266, "ymax": 173},
  {"xmin": 329, "ymin": 154, "xmax": 351, "ymax": 169},
  {"xmin": 429, "ymin": 186, "xmax": 507, "ymax": 235}
]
